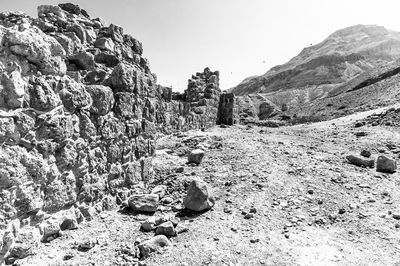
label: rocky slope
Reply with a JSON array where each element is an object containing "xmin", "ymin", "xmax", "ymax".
[
  {"xmin": 230, "ymin": 24, "xmax": 400, "ymax": 96},
  {"xmin": 0, "ymin": 3, "xmax": 224, "ymax": 264}
]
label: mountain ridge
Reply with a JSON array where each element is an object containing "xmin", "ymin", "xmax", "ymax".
[{"xmin": 230, "ymin": 24, "xmax": 400, "ymax": 96}]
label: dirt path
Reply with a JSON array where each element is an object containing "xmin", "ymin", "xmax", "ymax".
[{"xmin": 303, "ymin": 103, "xmax": 400, "ymax": 129}]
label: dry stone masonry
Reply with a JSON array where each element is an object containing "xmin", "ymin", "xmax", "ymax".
[
  {"xmin": 217, "ymin": 93, "xmax": 238, "ymax": 125},
  {"xmin": 0, "ymin": 3, "xmax": 232, "ymax": 263}
]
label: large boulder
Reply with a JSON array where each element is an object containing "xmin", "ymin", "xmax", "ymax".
[
  {"xmin": 128, "ymin": 194, "xmax": 159, "ymax": 212},
  {"xmin": 37, "ymin": 5, "xmax": 66, "ymax": 18},
  {"xmin": 109, "ymin": 62, "xmax": 154, "ymax": 94},
  {"xmin": 104, "ymin": 24, "xmax": 124, "ymax": 43},
  {"xmin": 13, "ymin": 183, "xmax": 44, "ymax": 216},
  {"xmin": 94, "ymin": 37, "xmax": 115, "ymax": 52},
  {"xmin": 68, "ymin": 51, "xmax": 95, "ymax": 70},
  {"xmin": 124, "ymin": 35, "xmax": 143, "ymax": 55},
  {"xmin": 58, "ymin": 3, "xmax": 89, "ymax": 17},
  {"xmin": 59, "ymin": 80, "xmax": 91, "ymax": 112},
  {"xmin": 376, "ymin": 155, "xmax": 397, "ymax": 173},
  {"xmin": 53, "ymin": 33, "xmax": 81, "ymax": 57},
  {"xmin": 94, "ymin": 52, "xmax": 120, "ymax": 67},
  {"xmin": 183, "ymin": 179, "xmax": 215, "ymax": 212},
  {"xmin": 6, "ymin": 227, "xmax": 40, "ymax": 262},
  {"xmin": 42, "ymin": 171, "xmax": 77, "ymax": 211},
  {"xmin": 36, "ymin": 114, "xmax": 74, "ymax": 142},
  {"xmin": 7, "ymin": 26, "xmax": 66, "ymax": 75},
  {"xmin": 85, "ymin": 85, "xmax": 114, "ymax": 115},
  {"xmin": 114, "ymin": 92, "xmax": 139, "ymax": 118},
  {"xmin": 28, "ymin": 77, "xmax": 61, "ymax": 111},
  {"xmin": 108, "ymin": 62, "xmax": 138, "ymax": 92},
  {"xmin": 1, "ymin": 69, "xmax": 26, "ymax": 109},
  {"xmin": 0, "ymin": 117, "xmax": 19, "ymax": 145},
  {"xmin": 138, "ymin": 235, "xmax": 172, "ymax": 258}
]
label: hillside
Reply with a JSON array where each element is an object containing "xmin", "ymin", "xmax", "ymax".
[{"xmin": 230, "ymin": 24, "xmax": 400, "ymax": 96}]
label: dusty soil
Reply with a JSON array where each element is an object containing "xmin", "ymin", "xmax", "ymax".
[{"xmin": 17, "ymin": 107, "xmax": 400, "ymax": 266}]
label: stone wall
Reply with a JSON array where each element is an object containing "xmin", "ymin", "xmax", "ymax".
[{"xmin": 0, "ymin": 3, "xmax": 221, "ymax": 232}]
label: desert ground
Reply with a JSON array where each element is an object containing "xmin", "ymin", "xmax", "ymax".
[{"xmin": 15, "ymin": 104, "xmax": 400, "ymax": 266}]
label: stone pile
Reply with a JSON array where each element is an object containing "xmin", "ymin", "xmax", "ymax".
[{"xmin": 357, "ymin": 107, "xmax": 400, "ymax": 127}]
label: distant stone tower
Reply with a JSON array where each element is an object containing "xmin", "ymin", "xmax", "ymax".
[{"xmin": 217, "ymin": 93, "xmax": 238, "ymax": 125}]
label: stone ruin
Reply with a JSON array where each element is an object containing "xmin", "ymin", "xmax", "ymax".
[
  {"xmin": 217, "ymin": 93, "xmax": 239, "ymax": 125},
  {"xmin": 0, "ymin": 4, "xmax": 239, "ymax": 257}
]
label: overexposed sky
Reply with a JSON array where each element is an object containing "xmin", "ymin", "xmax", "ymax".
[{"xmin": 2, "ymin": 0, "xmax": 400, "ymax": 91}]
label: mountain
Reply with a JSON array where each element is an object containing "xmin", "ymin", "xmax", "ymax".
[{"xmin": 230, "ymin": 25, "xmax": 400, "ymax": 96}]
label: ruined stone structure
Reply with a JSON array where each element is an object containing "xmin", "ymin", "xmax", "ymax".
[
  {"xmin": 0, "ymin": 2, "xmax": 223, "ymax": 240},
  {"xmin": 217, "ymin": 93, "xmax": 238, "ymax": 125}
]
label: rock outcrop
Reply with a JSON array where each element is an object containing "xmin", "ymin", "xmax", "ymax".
[{"xmin": 0, "ymin": 3, "xmax": 223, "ymax": 259}]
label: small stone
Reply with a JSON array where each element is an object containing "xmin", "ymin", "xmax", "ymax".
[
  {"xmin": 140, "ymin": 217, "xmax": 156, "ymax": 232},
  {"xmin": 169, "ymin": 217, "xmax": 181, "ymax": 227},
  {"xmin": 354, "ymin": 131, "xmax": 368, "ymax": 137},
  {"xmin": 161, "ymin": 197, "xmax": 174, "ymax": 204},
  {"xmin": 183, "ymin": 179, "xmax": 215, "ymax": 212},
  {"xmin": 154, "ymin": 216, "xmax": 168, "ymax": 226},
  {"xmin": 338, "ymin": 208, "xmax": 346, "ymax": 214},
  {"xmin": 171, "ymin": 203, "xmax": 184, "ymax": 212},
  {"xmin": 244, "ymin": 213, "xmax": 254, "ymax": 219},
  {"xmin": 354, "ymin": 121, "xmax": 365, "ymax": 128},
  {"xmin": 223, "ymin": 207, "xmax": 232, "ymax": 213},
  {"xmin": 151, "ymin": 185, "xmax": 167, "ymax": 198},
  {"xmin": 40, "ymin": 218, "xmax": 61, "ymax": 242},
  {"xmin": 360, "ymin": 150, "xmax": 371, "ymax": 158},
  {"xmin": 59, "ymin": 215, "xmax": 78, "ymax": 231},
  {"xmin": 392, "ymin": 213, "xmax": 400, "ymax": 220},
  {"xmin": 175, "ymin": 223, "xmax": 189, "ymax": 234},
  {"xmin": 155, "ymin": 221, "xmax": 176, "ymax": 237},
  {"xmin": 128, "ymin": 194, "xmax": 159, "ymax": 212},
  {"xmin": 78, "ymin": 238, "xmax": 97, "ymax": 251},
  {"xmin": 376, "ymin": 155, "xmax": 397, "ymax": 173},
  {"xmin": 138, "ymin": 235, "xmax": 172, "ymax": 258},
  {"xmin": 79, "ymin": 206, "xmax": 96, "ymax": 221},
  {"xmin": 346, "ymin": 155, "xmax": 374, "ymax": 168},
  {"xmin": 187, "ymin": 149, "xmax": 205, "ymax": 165}
]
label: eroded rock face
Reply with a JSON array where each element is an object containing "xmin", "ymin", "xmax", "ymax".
[{"xmin": 0, "ymin": 4, "xmax": 223, "ymax": 262}]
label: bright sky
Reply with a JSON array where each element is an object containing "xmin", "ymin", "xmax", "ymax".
[{"xmin": 2, "ymin": 0, "xmax": 400, "ymax": 91}]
